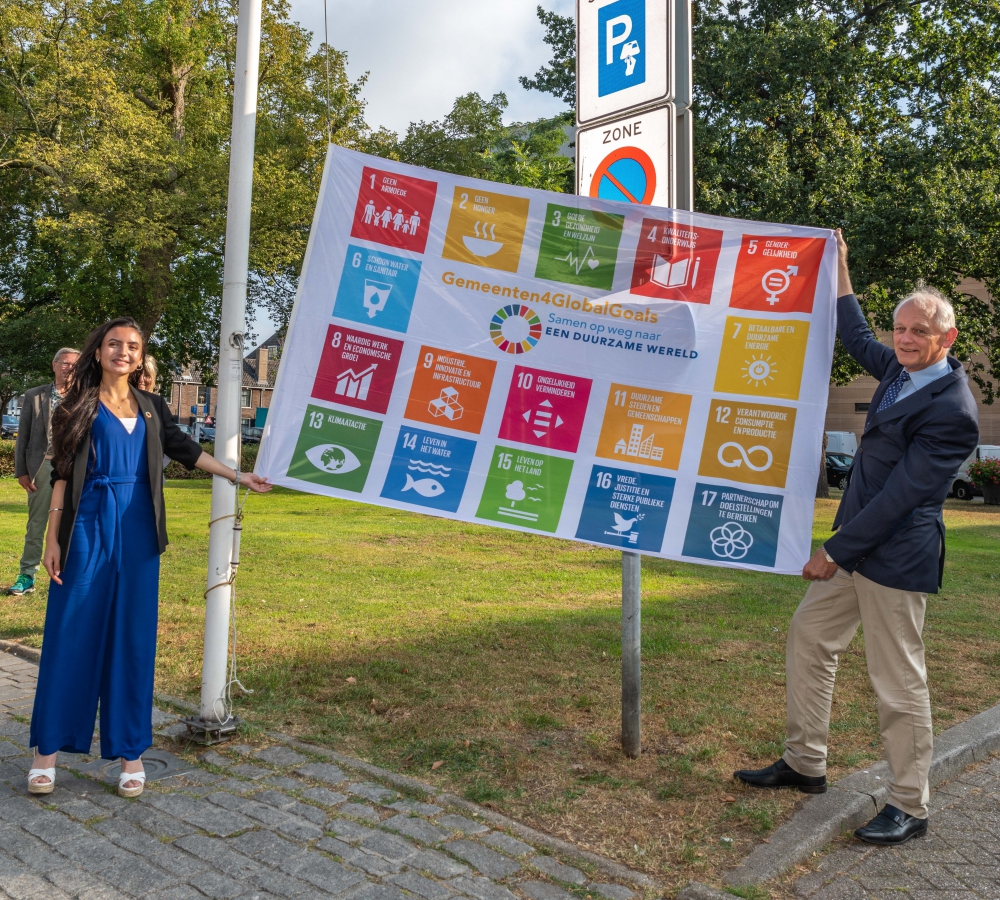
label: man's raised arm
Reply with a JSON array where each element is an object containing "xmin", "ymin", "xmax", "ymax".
[{"xmin": 835, "ymin": 230, "xmax": 896, "ymax": 382}]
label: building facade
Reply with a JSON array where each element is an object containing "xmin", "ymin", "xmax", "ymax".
[{"xmin": 163, "ymin": 332, "xmax": 282, "ymax": 429}]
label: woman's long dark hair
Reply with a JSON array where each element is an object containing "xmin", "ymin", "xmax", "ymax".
[{"xmin": 51, "ymin": 317, "xmax": 145, "ymax": 479}]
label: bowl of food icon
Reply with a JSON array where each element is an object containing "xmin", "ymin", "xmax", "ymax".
[{"xmin": 463, "ymin": 236, "xmax": 504, "ymax": 258}]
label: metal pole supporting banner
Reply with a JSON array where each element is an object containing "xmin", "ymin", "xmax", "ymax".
[
  {"xmin": 674, "ymin": 0, "xmax": 694, "ymax": 212},
  {"xmin": 621, "ymin": 551, "xmax": 642, "ymax": 758},
  {"xmin": 196, "ymin": 0, "xmax": 263, "ymax": 733}
]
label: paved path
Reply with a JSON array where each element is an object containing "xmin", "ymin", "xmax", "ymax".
[
  {"xmin": 792, "ymin": 755, "xmax": 1000, "ymax": 900},
  {"xmin": 0, "ymin": 650, "xmax": 643, "ymax": 900}
]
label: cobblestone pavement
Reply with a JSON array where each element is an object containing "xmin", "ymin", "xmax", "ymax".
[
  {"xmin": 0, "ymin": 650, "xmax": 645, "ymax": 900},
  {"xmin": 792, "ymin": 755, "xmax": 1000, "ymax": 900}
]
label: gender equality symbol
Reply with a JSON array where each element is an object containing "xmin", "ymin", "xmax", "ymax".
[{"xmin": 589, "ymin": 147, "xmax": 657, "ymax": 205}]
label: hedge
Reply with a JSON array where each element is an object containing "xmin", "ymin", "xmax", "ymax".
[{"xmin": 0, "ymin": 439, "xmax": 259, "ymax": 480}]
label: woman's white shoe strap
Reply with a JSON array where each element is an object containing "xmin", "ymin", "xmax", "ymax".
[
  {"xmin": 28, "ymin": 768, "xmax": 56, "ymax": 780},
  {"xmin": 119, "ymin": 770, "xmax": 146, "ymax": 786}
]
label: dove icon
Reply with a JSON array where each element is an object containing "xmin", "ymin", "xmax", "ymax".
[
  {"xmin": 611, "ymin": 513, "xmax": 637, "ymax": 534},
  {"xmin": 603, "ymin": 511, "xmax": 644, "ymax": 545}
]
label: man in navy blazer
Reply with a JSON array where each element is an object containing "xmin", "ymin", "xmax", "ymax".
[{"xmin": 735, "ymin": 231, "xmax": 979, "ymax": 845}]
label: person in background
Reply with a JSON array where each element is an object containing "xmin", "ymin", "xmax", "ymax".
[
  {"xmin": 135, "ymin": 354, "xmax": 158, "ymax": 392},
  {"xmin": 6, "ymin": 348, "xmax": 80, "ymax": 596},
  {"xmin": 27, "ymin": 318, "xmax": 270, "ymax": 798},
  {"xmin": 735, "ymin": 231, "xmax": 979, "ymax": 845}
]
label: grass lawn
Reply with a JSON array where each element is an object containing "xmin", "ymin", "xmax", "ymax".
[{"xmin": 2, "ymin": 476, "xmax": 998, "ymax": 888}]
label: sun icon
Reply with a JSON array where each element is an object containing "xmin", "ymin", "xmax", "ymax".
[{"xmin": 742, "ymin": 355, "xmax": 777, "ymax": 386}]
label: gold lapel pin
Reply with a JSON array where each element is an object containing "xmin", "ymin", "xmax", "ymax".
[{"xmin": 144, "ymin": 411, "xmax": 152, "ymax": 418}]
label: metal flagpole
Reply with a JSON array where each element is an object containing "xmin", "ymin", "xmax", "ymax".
[{"xmin": 189, "ymin": 0, "xmax": 263, "ymax": 739}]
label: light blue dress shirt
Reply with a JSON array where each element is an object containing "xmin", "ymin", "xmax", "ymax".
[{"xmin": 892, "ymin": 357, "xmax": 951, "ymax": 405}]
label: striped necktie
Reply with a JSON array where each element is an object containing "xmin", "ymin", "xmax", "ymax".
[{"xmin": 875, "ymin": 370, "xmax": 911, "ymax": 413}]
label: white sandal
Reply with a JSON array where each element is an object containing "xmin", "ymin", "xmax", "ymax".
[
  {"xmin": 118, "ymin": 768, "xmax": 146, "ymax": 798},
  {"xmin": 27, "ymin": 768, "xmax": 56, "ymax": 795}
]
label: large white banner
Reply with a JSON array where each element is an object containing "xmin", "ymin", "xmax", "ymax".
[{"xmin": 257, "ymin": 146, "xmax": 836, "ymax": 575}]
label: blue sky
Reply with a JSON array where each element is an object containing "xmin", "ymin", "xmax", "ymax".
[{"xmin": 251, "ymin": 0, "xmax": 573, "ymax": 343}]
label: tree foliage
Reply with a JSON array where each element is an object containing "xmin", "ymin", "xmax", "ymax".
[
  {"xmin": 518, "ymin": 6, "xmax": 576, "ymax": 105},
  {"xmin": 522, "ymin": 2, "xmax": 1000, "ymax": 399},
  {"xmin": 0, "ymin": 1, "xmax": 578, "ymax": 378},
  {"xmin": 396, "ymin": 91, "xmax": 573, "ymax": 194},
  {"xmin": 0, "ymin": 0, "xmax": 376, "ymax": 382}
]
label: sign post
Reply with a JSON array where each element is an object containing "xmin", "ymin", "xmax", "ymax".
[{"xmin": 576, "ymin": 0, "xmax": 689, "ymax": 758}]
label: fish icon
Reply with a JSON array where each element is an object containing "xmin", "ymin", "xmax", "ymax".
[{"xmin": 402, "ymin": 473, "xmax": 445, "ymax": 498}]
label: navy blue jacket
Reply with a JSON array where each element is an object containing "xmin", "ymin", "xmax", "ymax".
[{"xmin": 825, "ymin": 294, "xmax": 979, "ymax": 593}]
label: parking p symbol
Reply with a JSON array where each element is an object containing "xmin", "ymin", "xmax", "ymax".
[{"xmin": 605, "ymin": 15, "xmax": 632, "ymax": 64}]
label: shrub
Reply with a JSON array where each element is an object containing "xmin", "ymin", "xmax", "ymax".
[
  {"xmin": 165, "ymin": 442, "xmax": 260, "ymax": 479},
  {"xmin": 0, "ymin": 439, "xmax": 14, "ymax": 478},
  {"xmin": 967, "ymin": 458, "xmax": 1000, "ymax": 487}
]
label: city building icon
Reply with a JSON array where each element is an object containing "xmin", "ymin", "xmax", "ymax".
[
  {"xmin": 335, "ymin": 364, "xmax": 377, "ymax": 401},
  {"xmin": 614, "ymin": 423, "xmax": 664, "ymax": 461},
  {"xmin": 428, "ymin": 386, "xmax": 465, "ymax": 421}
]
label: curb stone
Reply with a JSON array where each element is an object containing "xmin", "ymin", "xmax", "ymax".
[
  {"xmin": 0, "ymin": 638, "xmax": 40, "ymax": 663},
  {"xmin": 723, "ymin": 700, "xmax": 1000, "ymax": 887},
  {"xmin": 676, "ymin": 882, "xmax": 738, "ymax": 900}
]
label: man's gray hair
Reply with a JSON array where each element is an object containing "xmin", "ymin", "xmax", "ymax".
[
  {"xmin": 893, "ymin": 282, "xmax": 956, "ymax": 333},
  {"xmin": 53, "ymin": 347, "xmax": 80, "ymax": 363}
]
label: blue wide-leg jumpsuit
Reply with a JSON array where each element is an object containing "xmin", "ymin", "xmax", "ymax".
[{"xmin": 30, "ymin": 403, "xmax": 161, "ymax": 760}]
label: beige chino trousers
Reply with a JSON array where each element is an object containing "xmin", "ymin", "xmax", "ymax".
[{"xmin": 782, "ymin": 567, "xmax": 932, "ymax": 819}]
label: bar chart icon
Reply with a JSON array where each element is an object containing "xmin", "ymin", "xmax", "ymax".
[{"xmin": 335, "ymin": 364, "xmax": 377, "ymax": 401}]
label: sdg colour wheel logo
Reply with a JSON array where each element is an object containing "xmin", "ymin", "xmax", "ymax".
[{"xmin": 490, "ymin": 304, "xmax": 542, "ymax": 355}]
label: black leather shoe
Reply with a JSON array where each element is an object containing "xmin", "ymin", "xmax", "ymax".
[
  {"xmin": 854, "ymin": 805, "xmax": 928, "ymax": 844},
  {"xmin": 733, "ymin": 759, "xmax": 827, "ymax": 794}
]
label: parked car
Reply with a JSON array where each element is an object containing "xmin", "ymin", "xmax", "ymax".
[
  {"xmin": 174, "ymin": 423, "xmax": 193, "ymax": 437},
  {"xmin": 826, "ymin": 452, "xmax": 854, "ymax": 491},
  {"xmin": 200, "ymin": 425, "xmax": 216, "ymax": 441},
  {"xmin": 1, "ymin": 415, "xmax": 18, "ymax": 439},
  {"xmin": 240, "ymin": 425, "xmax": 263, "ymax": 444},
  {"xmin": 951, "ymin": 444, "xmax": 1000, "ymax": 500}
]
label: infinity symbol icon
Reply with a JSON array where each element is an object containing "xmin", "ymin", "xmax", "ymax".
[{"xmin": 717, "ymin": 441, "xmax": 773, "ymax": 472}]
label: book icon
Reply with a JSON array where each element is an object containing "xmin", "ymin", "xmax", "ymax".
[
  {"xmin": 650, "ymin": 254, "xmax": 700, "ymax": 290},
  {"xmin": 336, "ymin": 364, "xmax": 377, "ymax": 401}
]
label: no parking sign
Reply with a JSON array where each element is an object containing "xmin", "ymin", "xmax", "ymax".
[{"xmin": 577, "ymin": 106, "xmax": 674, "ymax": 208}]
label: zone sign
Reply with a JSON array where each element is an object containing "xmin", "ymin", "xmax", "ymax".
[{"xmin": 577, "ymin": 0, "xmax": 672, "ymax": 125}]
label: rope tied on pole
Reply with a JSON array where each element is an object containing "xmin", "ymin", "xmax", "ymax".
[{"xmin": 203, "ymin": 481, "xmax": 255, "ymax": 726}]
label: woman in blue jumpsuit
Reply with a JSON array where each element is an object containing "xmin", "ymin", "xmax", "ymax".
[{"xmin": 29, "ymin": 318, "xmax": 270, "ymax": 796}]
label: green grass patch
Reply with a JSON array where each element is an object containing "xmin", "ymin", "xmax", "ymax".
[{"xmin": 3, "ymin": 478, "xmax": 999, "ymax": 889}]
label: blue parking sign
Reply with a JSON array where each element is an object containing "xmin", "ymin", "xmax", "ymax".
[{"xmin": 598, "ymin": 0, "xmax": 646, "ymax": 97}]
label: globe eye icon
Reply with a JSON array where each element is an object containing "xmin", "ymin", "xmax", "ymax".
[{"xmin": 742, "ymin": 355, "xmax": 776, "ymax": 386}]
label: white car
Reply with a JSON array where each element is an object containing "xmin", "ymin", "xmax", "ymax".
[{"xmin": 952, "ymin": 445, "xmax": 1000, "ymax": 500}]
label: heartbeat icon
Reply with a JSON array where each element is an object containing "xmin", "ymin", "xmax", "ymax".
[{"xmin": 555, "ymin": 246, "xmax": 600, "ymax": 275}]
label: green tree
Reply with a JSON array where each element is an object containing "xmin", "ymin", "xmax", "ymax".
[
  {"xmin": 0, "ymin": 0, "xmax": 376, "ymax": 382},
  {"xmin": 396, "ymin": 91, "xmax": 574, "ymax": 194},
  {"xmin": 521, "ymin": 2, "xmax": 1000, "ymax": 399},
  {"xmin": 519, "ymin": 6, "xmax": 576, "ymax": 105}
]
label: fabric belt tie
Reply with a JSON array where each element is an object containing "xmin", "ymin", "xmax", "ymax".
[{"xmin": 81, "ymin": 475, "xmax": 146, "ymax": 568}]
